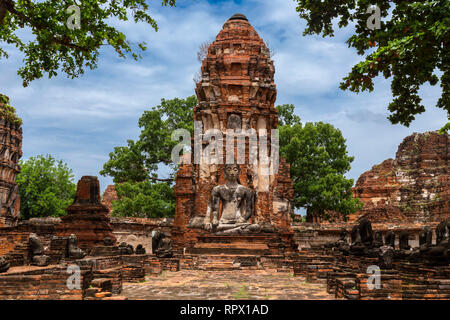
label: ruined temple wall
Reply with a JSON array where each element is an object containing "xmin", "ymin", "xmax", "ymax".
[
  {"xmin": 0, "ymin": 218, "xmax": 61, "ymax": 257},
  {"xmin": 292, "ymin": 222, "xmax": 443, "ymax": 250},
  {"xmin": 348, "ymin": 131, "xmax": 449, "ymax": 223},
  {"xmin": 0, "ymin": 216, "xmax": 174, "ymax": 257},
  {"xmin": 100, "ymin": 186, "xmax": 173, "ymax": 252},
  {"xmin": 110, "ymin": 217, "xmax": 173, "ymax": 254},
  {"xmin": 0, "ymin": 229, "xmax": 27, "ymax": 256},
  {"xmin": 2, "ymin": 217, "xmax": 439, "ymax": 257},
  {"xmin": 0, "ymin": 265, "xmax": 90, "ymax": 300}
]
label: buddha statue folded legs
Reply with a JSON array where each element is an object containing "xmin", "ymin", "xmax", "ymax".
[{"xmin": 203, "ymin": 164, "xmax": 262, "ymax": 234}]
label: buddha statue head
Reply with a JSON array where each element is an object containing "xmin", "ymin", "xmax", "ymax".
[{"xmin": 224, "ymin": 163, "xmax": 240, "ymax": 183}]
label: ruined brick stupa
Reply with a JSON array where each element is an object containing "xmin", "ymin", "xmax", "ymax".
[
  {"xmin": 0, "ymin": 94, "xmax": 22, "ymax": 228},
  {"xmin": 56, "ymin": 176, "xmax": 116, "ymax": 250},
  {"xmin": 173, "ymin": 14, "xmax": 297, "ymax": 255},
  {"xmin": 349, "ymin": 131, "xmax": 449, "ymax": 224}
]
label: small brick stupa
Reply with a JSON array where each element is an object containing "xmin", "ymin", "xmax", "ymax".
[
  {"xmin": 173, "ymin": 14, "xmax": 297, "ymax": 255},
  {"xmin": 57, "ymin": 176, "xmax": 116, "ymax": 250}
]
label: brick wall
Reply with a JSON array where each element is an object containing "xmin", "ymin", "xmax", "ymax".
[
  {"xmin": 110, "ymin": 217, "xmax": 173, "ymax": 254},
  {"xmin": 0, "ymin": 265, "xmax": 92, "ymax": 300}
]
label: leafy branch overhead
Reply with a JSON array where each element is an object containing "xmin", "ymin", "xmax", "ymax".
[
  {"xmin": 0, "ymin": 0, "xmax": 176, "ymax": 86},
  {"xmin": 295, "ymin": 0, "xmax": 449, "ymax": 128}
]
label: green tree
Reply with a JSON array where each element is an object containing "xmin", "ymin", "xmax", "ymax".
[
  {"xmin": 111, "ymin": 181, "xmax": 175, "ymax": 218},
  {"xmin": 101, "ymin": 95, "xmax": 196, "ymax": 183},
  {"xmin": 277, "ymin": 105, "xmax": 362, "ymax": 221},
  {"xmin": 0, "ymin": 0, "xmax": 176, "ymax": 86},
  {"xmin": 100, "ymin": 95, "xmax": 196, "ymax": 217},
  {"xmin": 137, "ymin": 95, "xmax": 196, "ymax": 178},
  {"xmin": 100, "ymin": 139, "xmax": 148, "ymax": 184},
  {"xmin": 294, "ymin": 0, "xmax": 449, "ymax": 130},
  {"xmin": 16, "ymin": 154, "xmax": 76, "ymax": 219},
  {"xmin": 276, "ymin": 104, "xmax": 301, "ymax": 126}
]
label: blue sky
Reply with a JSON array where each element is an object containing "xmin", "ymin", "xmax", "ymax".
[{"xmin": 0, "ymin": 0, "xmax": 446, "ymax": 194}]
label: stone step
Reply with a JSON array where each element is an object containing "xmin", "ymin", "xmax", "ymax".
[
  {"xmin": 95, "ymin": 291, "xmax": 112, "ymax": 298},
  {"xmin": 196, "ymin": 234, "xmax": 277, "ymax": 243},
  {"xmin": 186, "ymin": 244, "xmax": 269, "ymax": 255},
  {"xmin": 193, "ymin": 254, "xmax": 266, "ymax": 270},
  {"xmin": 198, "ymin": 262, "xmax": 235, "ymax": 267},
  {"xmin": 102, "ymin": 296, "xmax": 129, "ymax": 300},
  {"xmin": 197, "ymin": 261, "xmax": 245, "ymax": 271},
  {"xmin": 91, "ymin": 278, "xmax": 112, "ymax": 291},
  {"xmin": 84, "ymin": 287, "xmax": 102, "ymax": 297},
  {"xmin": 193, "ymin": 242, "xmax": 269, "ymax": 249},
  {"xmin": 199, "ymin": 265, "xmax": 241, "ymax": 271}
]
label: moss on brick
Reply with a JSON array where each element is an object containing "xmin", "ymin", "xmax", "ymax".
[{"xmin": 0, "ymin": 94, "xmax": 22, "ymax": 127}]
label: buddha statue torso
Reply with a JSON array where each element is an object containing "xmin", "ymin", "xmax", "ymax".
[{"xmin": 205, "ymin": 164, "xmax": 256, "ymax": 233}]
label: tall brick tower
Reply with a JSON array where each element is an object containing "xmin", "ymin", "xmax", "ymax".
[
  {"xmin": 0, "ymin": 94, "xmax": 22, "ymax": 228},
  {"xmin": 173, "ymin": 14, "xmax": 296, "ymax": 255}
]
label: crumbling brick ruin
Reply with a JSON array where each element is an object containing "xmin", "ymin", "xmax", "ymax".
[
  {"xmin": 0, "ymin": 175, "xmax": 178, "ymax": 300},
  {"xmin": 0, "ymin": 94, "xmax": 22, "ymax": 228},
  {"xmin": 290, "ymin": 131, "xmax": 449, "ymax": 300},
  {"xmin": 172, "ymin": 13, "xmax": 297, "ymax": 258},
  {"xmin": 350, "ymin": 131, "xmax": 449, "ymax": 224},
  {"xmin": 56, "ymin": 176, "xmax": 117, "ymax": 251},
  {"xmin": 0, "ymin": 15, "xmax": 448, "ymax": 301},
  {"xmin": 101, "ymin": 184, "xmax": 118, "ymax": 214}
]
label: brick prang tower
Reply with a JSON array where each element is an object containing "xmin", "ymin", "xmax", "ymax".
[{"xmin": 173, "ymin": 14, "xmax": 296, "ymax": 254}]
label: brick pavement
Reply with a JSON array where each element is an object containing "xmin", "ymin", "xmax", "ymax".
[{"xmin": 122, "ymin": 270, "xmax": 335, "ymax": 300}]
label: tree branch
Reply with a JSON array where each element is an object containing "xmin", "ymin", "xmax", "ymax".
[
  {"xmin": 0, "ymin": 0, "xmax": 13, "ymax": 25},
  {"xmin": 149, "ymin": 176, "xmax": 173, "ymax": 182},
  {"xmin": 4, "ymin": 1, "xmax": 91, "ymax": 52}
]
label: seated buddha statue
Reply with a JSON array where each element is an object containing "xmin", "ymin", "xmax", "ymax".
[{"xmin": 204, "ymin": 164, "xmax": 258, "ymax": 234}]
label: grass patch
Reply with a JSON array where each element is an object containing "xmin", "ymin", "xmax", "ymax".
[
  {"xmin": 300, "ymin": 281, "xmax": 316, "ymax": 287},
  {"xmin": 232, "ymin": 285, "xmax": 251, "ymax": 299},
  {"xmin": 263, "ymin": 288, "xmax": 273, "ymax": 299}
]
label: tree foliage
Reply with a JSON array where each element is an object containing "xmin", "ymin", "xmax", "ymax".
[
  {"xmin": 111, "ymin": 181, "xmax": 175, "ymax": 218},
  {"xmin": 100, "ymin": 95, "xmax": 196, "ymax": 183},
  {"xmin": 100, "ymin": 95, "xmax": 196, "ymax": 218},
  {"xmin": 16, "ymin": 154, "xmax": 76, "ymax": 219},
  {"xmin": 277, "ymin": 105, "xmax": 362, "ymax": 221},
  {"xmin": 100, "ymin": 139, "xmax": 148, "ymax": 184},
  {"xmin": 294, "ymin": 0, "xmax": 449, "ymax": 128},
  {"xmin": 0, "ymin": 93, "xmax": 21, "ymax": 126},
  {"xmin": 0, "ymin": 0, "xmax": 176, "ymax": 86},
  {"xmin": 276, "ymin": 103, "xmax": 301, "ymax": 126},
  {"xmin": 137, "ymin": 95, "xmax": 195, "ymax": 178}
]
